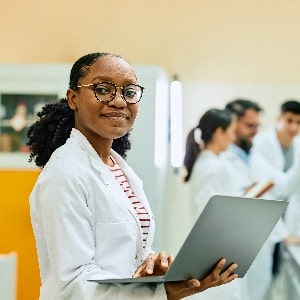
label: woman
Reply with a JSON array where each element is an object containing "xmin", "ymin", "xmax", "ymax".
[
  {"xmin": 184, "ymin": 108, "xmax": 245, "ymax": 300},
  {"xmin": 184, "ymin": 109, "xmax": 238, "ymax": 216},
  {"xmin": 27, "ymin": 53, "xmax": 237, "ymax": 300}
]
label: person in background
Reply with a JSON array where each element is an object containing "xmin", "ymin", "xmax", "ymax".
[
  {"xmin": 26, "ymin": 52, "xmax": 238, "ymax": 300},
  {"xmin": 183, "ymin": 108, "xmax": 245, "ymax": 300},
  {"xmin": 183, "ymin": 108, "xmax": 237, "ymax": 216},
  {"xmin": 253, "ymin": 100, "xmax": 300, "ymax": 239},
  {"xmin": 252, "ymin": 100, "xmax": 300, "ymax": 294},
  {"xmin": 221, "ymin": 98, "xmax": 300, "ymax": 300}
]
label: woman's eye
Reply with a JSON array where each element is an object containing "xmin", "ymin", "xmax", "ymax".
[
  {"xmin": 95, "ymin": 84, "xmax": 112, "ymax": 95},
  {"xmin": 124, "ymin": 88, "xmax": 137, "ymax": 98}
]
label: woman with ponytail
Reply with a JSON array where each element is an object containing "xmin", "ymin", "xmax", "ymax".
[
  {"xmin": 183, "ymin": 109, "xmax": 235, "ymax": 184},
  {"xmin": 183, "ymin": 108, "xmax": 245, "ymax": 300},
  {"xmin": 184, "ymin": 108, "xmax": 237, "ymax": 215}
]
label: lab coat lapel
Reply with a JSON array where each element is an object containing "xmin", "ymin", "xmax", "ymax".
[
  {"xmin": 111, "ymin": 150, "xmax": 155, "ymax": 254},
  {"xmin": 89, "ymin": 154, "xmax": 143, "ymax": 223},
  {"xmin": 270, "ymin": 129, "xmax": 285, "ymax": 170},
  {"xmin": 112, "ymin": 151, "xmax": 154, "ymax": 219},
  {"xmin": 70, "ymin": 128, "xmax": 148, "ymax": 252},
  {"xmin": 89, "ymin": 154, "xmax": 146, "ymax": 256}
]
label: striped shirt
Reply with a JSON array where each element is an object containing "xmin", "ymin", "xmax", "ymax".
[{"xmin": 109, "ymin": 158, "xmax": 150, "ymax": 248}]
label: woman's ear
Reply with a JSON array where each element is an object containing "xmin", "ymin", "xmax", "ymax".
[{"xmin": 66, "ymin": 89, "xmax": 78, "ymax": 111}]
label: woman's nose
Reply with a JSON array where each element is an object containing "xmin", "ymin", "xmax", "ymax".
[{"xmin": 108, "ymin": 89, "xmax": 127, "ymax": 107}]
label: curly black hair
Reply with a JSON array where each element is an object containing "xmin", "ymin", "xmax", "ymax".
[
  {"xmin": 27, "ymin": 98, "xmax": 131, "ymax": 168},
  {"xmin": 26, "ymin": 52, "xmax": 131, "ymax": 168}
]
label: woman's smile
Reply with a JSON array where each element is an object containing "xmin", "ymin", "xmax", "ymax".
[{"xmin": 101, "ymin": 112, "xmax": 129, "ymax": 125}]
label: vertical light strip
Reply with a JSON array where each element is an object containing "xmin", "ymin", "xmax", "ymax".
[
  {"xmin": 170, "ymin": 78, "xmax": 183, "ymax": 168},
  {"xmin": 154, "ymin": 77, "xmax": 169, "ymax": 168}
]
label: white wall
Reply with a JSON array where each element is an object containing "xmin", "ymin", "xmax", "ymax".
[
  {"xmin": 162, "ymin": 82, "xmax": 300, "ymax": 255},
  {"xmin": 182, "ymin": 82, "xmax": 300, "ymax": 138}
]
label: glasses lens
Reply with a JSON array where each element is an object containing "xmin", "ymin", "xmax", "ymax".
[
  {"xmin": 94, "ymin": 82, "xmax": 115, "ymax": 102},
  {"xmin": 123, "ymin": 85, "xmax": 143, "ymax": 103}
]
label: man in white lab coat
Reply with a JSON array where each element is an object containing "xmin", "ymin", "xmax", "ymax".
[
  {"xmin": 253, "ymin": 100, "xmax": 300, "ymax": 237},
  {"xmin": 253, "ymin": 100, "xmax": 300, "ymax": 287},
  {"xmin": 221, "ymin": 99, "xmax": 300, "ymax": 300}
]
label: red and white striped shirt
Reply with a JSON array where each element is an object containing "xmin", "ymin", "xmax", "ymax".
[{"xmin": 109, "ymin": 158, "xmax": 150, "ymax": 248}]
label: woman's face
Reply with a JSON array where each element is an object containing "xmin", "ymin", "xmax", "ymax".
[
  {"xmin": 67, "ymin": 55, "xmax": 139, "ymax": 144},
  {"xmin": 217, "ymin": 120, "xmax": 237, "ymax": 152}
]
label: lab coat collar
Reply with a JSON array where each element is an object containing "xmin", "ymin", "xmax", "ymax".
[
  {"xmin": 70, "ymin": 128, "xmax": 110, "ymax": 184},
  {"xmin": 70, "ymin": 128, "xmax": 135, "ymax": 173},
  {"xmin": 69, "ymin": 128, "xmax": 124, "ymax": 175},
  {"xmin": 230, "ymin": 144, "xmax": 251, "ymax": 165},
  {"xmin": 70, "ymin": 128, "xmax": 102, "ymax": 161}
]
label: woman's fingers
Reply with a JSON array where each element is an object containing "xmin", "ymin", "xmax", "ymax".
[
  {"xmin": 188, "ymin": 279, "xmax": 201, "ymax": 288},
  {"xmin": 209, "ymin": 258, "xmax": 238, "ymax": 286},
  {"xmin": 133, "ymin": 251, "xmax": 174, "ymax": 277},
  {"xmin": 148, "ymin": 251, "xmax": 171, "ymax": 275},
  {"xmin": 219, "ymin": 262, "xmax": 239, "ymax": 284},
  {"xmin": 146, "ymin": 254, "xmax": 156, "ymax": 274},
  {"xmin": 212, "ymin": 258, "xmax": 226, "ymax": 277},
  {"xmin": 158, "ymin": 251, "xmax": 169, "ymax": 268}
]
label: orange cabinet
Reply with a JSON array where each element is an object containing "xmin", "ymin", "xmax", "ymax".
[{"xmin": 0, "ymin": 169, "xmax": 40, "ymax": 300}]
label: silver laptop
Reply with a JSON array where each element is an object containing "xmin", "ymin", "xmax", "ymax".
[{"xmin": 89, "ymin": 195, "xmax": 287, "ymax": 284}]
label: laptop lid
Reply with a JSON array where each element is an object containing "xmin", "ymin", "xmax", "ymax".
[{"xmin": 89, "ymin": 195, "xmax": 287, "ymax": 284}]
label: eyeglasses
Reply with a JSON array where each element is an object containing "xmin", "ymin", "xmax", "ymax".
[
  {"xmin": 241, "ymin": 122, "xmax": 260, "ymax": 130},
  {"xmin": 76, "ymin": 81, "xmax": 144, "ymax": 104}
]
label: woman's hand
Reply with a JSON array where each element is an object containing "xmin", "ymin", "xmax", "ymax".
[
  {"xmin": 284, "ymin": 235, "xmax": 300, "ymax": 245},
  {"xmin": 133, "ymin": 251, "xmax": 174, "ymax": 277},
  {"xmin": 164, "ymin": 258, "xmax": 238, "ymax": 300}
]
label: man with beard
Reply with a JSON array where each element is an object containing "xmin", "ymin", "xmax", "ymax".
[{"xmin": 220, "ymin": 99, "xmax": 300, "ymax": 300}]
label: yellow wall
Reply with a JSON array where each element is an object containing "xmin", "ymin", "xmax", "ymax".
[
  {"xmin": 1, "ymin": 0, "xmax": 300, "ymax": 83},
  {"xmin": 0, "ymin": 169, "xmax": 40, "ymax": 300}
]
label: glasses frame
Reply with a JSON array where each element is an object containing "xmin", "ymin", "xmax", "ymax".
[{"xmin": 76, "ymin": 81, "xmax": 144, "ymax": 104}]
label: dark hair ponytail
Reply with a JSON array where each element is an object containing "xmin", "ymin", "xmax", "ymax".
[
  {"xmin": 183, "ymin": 128, "xmax": 201, "ymax": 182},
  {"xmin": 27, "ymin": 98, "xmax": 74, "ymax": 168}
]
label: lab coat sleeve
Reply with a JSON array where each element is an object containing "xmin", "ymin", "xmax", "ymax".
[
  {"xmin": 32, "ymin": 166, "xmax": 167, "ymax": 300},
  {"xmin": 252, "ymin": 133, "xmax": 272, "ymax": 162},
  {"xmin": 285, "ymin": 193, "xmax": 300, "ymax": 235},
  {"xmin": 252, "ymin": 153, "xmax": 300, "ymax": 199},
  {"xmin": 269, "ymin": 163, "xmax": 300, "ymax": 199}
]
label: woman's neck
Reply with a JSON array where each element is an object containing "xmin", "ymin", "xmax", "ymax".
[
  {"xmin": 205, "ymin": 143, "xmax": 221, "ymax": 155},
  {"xmin": 83, "ymin": 133, "xmax": 113, "ymax": 165}
]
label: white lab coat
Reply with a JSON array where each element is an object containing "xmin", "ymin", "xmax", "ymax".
[
  {"xmin": 253, "ymin": 129, "xmax": 300, "ymax": 235},
  {"xmin": 220, "ymin": 144, "xmax": 298, "ymax": 300},
  {"xmin": 30, "ymin": 128, "xmax": 167, "ymax": 300},
  {"xmin": 187, "ymin": 150, "xmax": 245, "ymax": 300},
  {"xmin": 189, "ymin": 150, "xmax": 239, "ymax": 218},
  {"xmin": 222, "ymin": 143, "xmax": 300, "ymax": 244}
]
